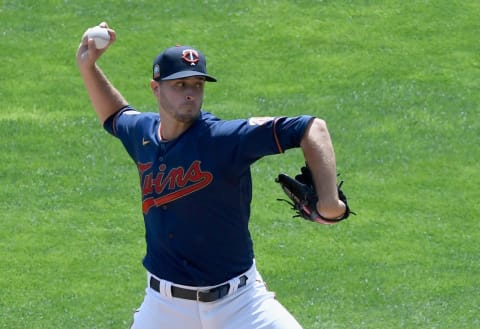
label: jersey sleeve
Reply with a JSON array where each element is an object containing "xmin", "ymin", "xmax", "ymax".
[
  {"xmin": 236, "ymin": 115, "xmax": 314, "ymax": 160},
  {"xmin": 102, "ymin": 105, "xmax": 149, "ymax": 162},
  {"xmin": 202, "ymin": 114, "xmax": 313, "ymax": 174},
  {"xmin": 103, "ymin": 105, "xmax": 140, "ymax": 136},
  {"xmin": 270, "ymin": 115, "xmax": 315, "ymax": 152}
]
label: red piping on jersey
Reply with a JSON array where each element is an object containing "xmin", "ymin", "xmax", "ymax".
[
  {"xmin": 273, "ymin": 118, "xmax": 284, "ymax": 153},
  {"xmin": 110, "ymin": 106, "xmax": 134, "ymax": 136}
]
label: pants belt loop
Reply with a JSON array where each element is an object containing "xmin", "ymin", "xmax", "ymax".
[
  {"xmin": 161, "ymin": 279, "xmax": 172, "ymax": 298},
  {"xmin": 228, "ymin": 276, "xmax": 241, "ymax": 295}
]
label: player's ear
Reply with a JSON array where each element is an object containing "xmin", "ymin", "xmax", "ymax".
[{"xmin": 150, "ymin": 80, "xmax": 160, "ymax": 94}]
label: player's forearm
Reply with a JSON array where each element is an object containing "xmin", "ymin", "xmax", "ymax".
[
  {"xmin": 301, "ymin": 118, "xmax": 345, "ymax": 218},
  {"xmin": 79, "ymin": 63, "xmax": 128, "ymax": 124}
]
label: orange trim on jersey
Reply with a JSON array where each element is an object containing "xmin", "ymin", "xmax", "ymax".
[
  {"xmin": 111, "ymin": 106, "xmax": 135, "ymax": 136},
  {"xmin": 273, "ymin": 118, "xmax": 284, "ymax": 153}
]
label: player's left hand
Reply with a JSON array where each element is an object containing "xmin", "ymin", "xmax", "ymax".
[{"xmin": 275, "ymin": 165, "xmax": 354, "ymax": 224}]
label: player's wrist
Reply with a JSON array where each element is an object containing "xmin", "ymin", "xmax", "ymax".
[{"xmin": 316, "ymin": 200, "xmax": 346, "ymax": 221}]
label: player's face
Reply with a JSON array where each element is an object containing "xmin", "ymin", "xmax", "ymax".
[{"xmin": 155, "ymin": 77, "xmax": 205, "ymax": 124}]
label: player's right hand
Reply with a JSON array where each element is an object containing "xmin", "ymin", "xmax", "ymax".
[{"xmin": 76, "ymin": 22, "xmax": 115, "ymax": 68}]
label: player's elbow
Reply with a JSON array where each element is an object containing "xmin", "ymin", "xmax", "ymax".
[
  {"xmin": 312, "ymin": 118, "xmax": 328, "ymax": 133},
  {"xmin": 301, "ymin": 118, "xmax": 331, "ymax": 146}
]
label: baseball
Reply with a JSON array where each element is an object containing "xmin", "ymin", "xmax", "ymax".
[{"xmin": 87, "ymin": 26, "xmax": 110, "ymax": 49}]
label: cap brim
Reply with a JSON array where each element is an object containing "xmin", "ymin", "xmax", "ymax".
[{"xmin": 161, "ymin": 71, "xmax": 217, "ymax": 82}]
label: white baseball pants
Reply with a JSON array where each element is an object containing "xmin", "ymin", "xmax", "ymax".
[{"xmin": 130, "ymin": 263, "xmax": 303, "ymax": 329}]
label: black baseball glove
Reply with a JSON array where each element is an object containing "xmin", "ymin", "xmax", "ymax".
[{"xmin": 275, "ymin": 165, "xmax": 354, "ymax": 224}]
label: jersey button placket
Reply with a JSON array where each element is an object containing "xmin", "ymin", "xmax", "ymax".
[{"xmin": 158, "ymin": 143, "xmax": 166, "ymax": 162}]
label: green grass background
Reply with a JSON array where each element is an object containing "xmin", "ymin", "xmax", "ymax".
[{"xmin": 1, "ymin": 1, "xmax": 479, "ymax": 328}]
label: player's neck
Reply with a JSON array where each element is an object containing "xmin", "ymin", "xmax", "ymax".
[
  {"xmin": 158, "ymin": 121, "xmax": 193, "ymax": 141},
  {"xmin": 159, "ymin": 123, "xmax": 167, "ymax": 141}
]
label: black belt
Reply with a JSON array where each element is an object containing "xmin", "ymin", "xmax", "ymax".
[{"xmin": 149, "ymin": 275, "xmax": 248, "ymax": 303}]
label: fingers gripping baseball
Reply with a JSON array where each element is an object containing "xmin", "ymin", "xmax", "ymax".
[{"xmin": 77, "ymin": 22, "xmax": 115, "ymax": 66}]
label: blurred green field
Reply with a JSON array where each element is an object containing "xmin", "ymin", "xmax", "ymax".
[{"xmin": 1, "ymin": 1, "xmax": 479, "ymax": 328}]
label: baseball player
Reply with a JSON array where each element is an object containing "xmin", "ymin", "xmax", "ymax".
[{"xmin": 76, "ymin": 22, "xmax": 347, "ymax": 329}]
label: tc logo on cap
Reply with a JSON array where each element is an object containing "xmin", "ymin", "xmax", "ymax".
[
  {"xmin": 182, "ymin": 49, "xmax": 200, "ymax": 66},
  {"xmin": 153, "ymin": 64, "xmax": 161, "ymax": 80}
]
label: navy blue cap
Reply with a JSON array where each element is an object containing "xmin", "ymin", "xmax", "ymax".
[{"xmin": 152, "ymin": 45, "xmax": 217, "ymax": 82}]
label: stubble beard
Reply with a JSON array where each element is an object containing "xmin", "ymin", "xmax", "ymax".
[{"xmin": 173, "ymin": 106, "xmax": 201, "ymax": 124}]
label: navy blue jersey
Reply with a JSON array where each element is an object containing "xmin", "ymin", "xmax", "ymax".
[{"xmin": 104, "ymin": 106, "xmax": 314, "ymax": 286}]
